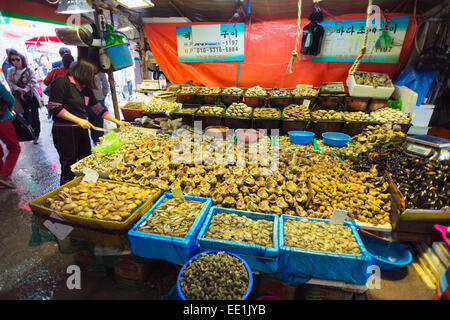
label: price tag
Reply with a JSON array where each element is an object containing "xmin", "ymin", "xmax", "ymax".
[
  {"xmin": 172, "ymin": 187, "xmax": 185, "ymax": 201},
  {"xmin": 43, "ymin": 213, "xmax": 74, "ymax": 240},
  {"xmin": 82, "ymin": 167, "xmax": 99, "ymax": 182},
  {"xmin": 330, "ymin": 209, "xmax": 348, "ymax": 225},
  {"xmin": 303, "ymin": 99, "xmax": 311, "ymax": 108}
]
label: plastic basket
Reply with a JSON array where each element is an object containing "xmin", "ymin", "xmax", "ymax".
[
  {"xmin": 345, "ymin": 97, "xmax": 370, "ymax": 112},
  {"xmin": 244, "ymin": 94, "xmax": 268, "ymax": 108},
  {"xmin": 221, "ymin": 94, "xmax": 242, "ymax": 105},
  {"xmin": 343, "ymin": 120, "xmax": 380, "ymax": 137},
  {"xmin": 312, "ymin": 120, "xmax": 345, "ymax": 136},
  {"xmin": 223, "ymin": 105, "xmax": 253, "ymax": 129},
  {"xmin": 127, "ymin": 192, "xmax": 213, "ymax": 265},
  {"xmin": 277, "ymin": 215, "xmax": 374, "ymax": 285},
  {"xmin": 177, "ymin": 93, "xmax": 197, "ymax": 104},
  {"xmin": 34, "ymin": 211, "xmax": 132, "ymax": 249},
  {"xmin": 269, "ymin": 96, "xmax": 293, "ymax": 108},
  {"xmin": 368, "ymin": 98, "xmax": 388, "ymax": 112},
  {"xmin": 316, "ymin": 95, "xmax": 346, "ymax": 109},
  {"xmin": 193, "ymin": 106, "xmax": 225, "ymax": 128},
  {"xmin": 281, "ymin": 109, "xmax": 311, "ymax": 134},
  {"xmin": 176, "ymin": 250, "xmax": 253, "ymax": 300},
  {"xmin": 29, "ymin": 176, "xmax": 161, "ymax": 231},
  {"xmin": 120, "ymin": 108, "xmax": 145, "ymax": 122},
  {"xmin": 197, "ymin": 207, "xmax": 279, "ymax": 274}
]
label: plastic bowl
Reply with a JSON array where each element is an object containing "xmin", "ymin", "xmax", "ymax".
[
  {"xmin": 322, "ymin": 132, "xmax": 351, "ymax": 147},
  {"xmin": 177, "ymin": 250, "xmax": 253, "ymax": 300},
  {"xmin": 235, "ymin": 128, "xmax": 266, "ymax": 143},
  {"xmin": 288, "ymin": 131, "xmax": 314, "ymax": 145},
  {"xmin": 360, "ymin": 234, "xmax": 413, "ymax": 271}
]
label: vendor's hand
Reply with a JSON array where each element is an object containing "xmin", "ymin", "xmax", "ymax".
[
  {"xmin": 116, "ymin": 120, "xmax": 131, "ymax": 128},
  {"xmin": 18, "ymin": 88, "xmax": 27, "ymax": 94},
  {"xmin": 78, "ymin": 119, "xmax": 94, "ymax": 130}
]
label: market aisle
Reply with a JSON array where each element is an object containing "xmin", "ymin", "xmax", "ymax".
[{"xmin": 0, "ymin": 108, "xmax": 69, "ymax": 299}]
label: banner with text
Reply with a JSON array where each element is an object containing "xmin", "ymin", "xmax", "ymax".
[{"xmin": 312, "ymin": 16, "xmax": 410, "ymax": 63}]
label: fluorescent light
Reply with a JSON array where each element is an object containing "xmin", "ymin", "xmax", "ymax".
[
  {"xmin": 56, "ymin": 0, "xmax": 94, "ymax": 14},
  {"xmin": 117, "ymin": 0, "xmax": 155, "ymax": 9},
  {"xmin": 118, "ymin": 26, "xmax": 134, "ymax": 32}
]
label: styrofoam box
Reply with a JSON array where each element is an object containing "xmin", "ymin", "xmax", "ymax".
[
  {"xmin": 197, "ymin": 207, "xmax": 279, "ymax": 274},
  {"xmin": 127, "ymin": 192, "xmax": 212, "ymax": 265},
  {"xmin": 411, "ymin": 104, "xmax": 435, "ymax": 127},
  {"xmin": 346, "ymin": 73, "xmax": 395, "ymax": 99},
  {"xmin": 276, "ymin": 215, "xmax": 374, "ymax": 285}
]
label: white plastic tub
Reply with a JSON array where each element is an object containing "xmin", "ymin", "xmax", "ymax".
[{"xmin": 346, "ymin": 73, "xmax": 395, "ymax": 99}]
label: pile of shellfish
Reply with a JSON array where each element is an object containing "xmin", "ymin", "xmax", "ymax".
[
  {"xmin": 204, "ymin": 212, "xmax": 273, "ymax": 247},
  {"xmin": 46, "ymin": 181, "xmax": 157, "ymax": 221},
  {"xmin": 136, "ymin": 197, "xmax": 204, "ymax": 237},
  {"xmin": 284, "ymin": 219, "xmax": 361, "ymax": 255}
]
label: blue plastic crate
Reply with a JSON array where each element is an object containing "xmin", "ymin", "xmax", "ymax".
[
  {"xmin": 276, "ymin": 215, "xmax": 375, "ymax": 285},
  {"xmin": 127, "ymin": 192, "xmax": 213, "ymax": 265},
  {"xmin": 197, "ymin": 207, "xmax": 279, "ymax": 274}
]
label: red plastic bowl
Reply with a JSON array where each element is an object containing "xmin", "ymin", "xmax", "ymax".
[{"xmin": 235, "ymin": 129, "xmax": 266, "ymax": 143}]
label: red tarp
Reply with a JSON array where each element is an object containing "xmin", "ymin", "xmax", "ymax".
[{"xmin": 144, "ymin": 13, "xmax": 417, "ymax": 87}]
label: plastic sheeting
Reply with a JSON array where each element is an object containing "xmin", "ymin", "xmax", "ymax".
[
  {"xmin": 197, "ymin": 207, "xmax": 279, "ymax": 274},
  {"xmin": 144, "ymin": 13, "xmax": 416, "ymax": 88},
  {"xmin": 276, "ymin": 215, "xmax": 375, "ymax": 285},
  {"xmin": 127, "ymin": 192, "xmax": 213, "ymax": 265}
]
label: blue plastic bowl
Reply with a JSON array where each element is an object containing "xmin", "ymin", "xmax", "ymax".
[
  {"xmin": 177, "ymin": 250, "xmax": 253, "ymax": 300},
  {"xmin": 288, "ymin": 131, "xmax": 315, "ymax": 145},
  {"xmin": 322, "ymin": 132, "xmax": 351, "ymax": 147},
  {"xmin": 360, "ymin": 234, "xmax": 413, "ymax": 271}
]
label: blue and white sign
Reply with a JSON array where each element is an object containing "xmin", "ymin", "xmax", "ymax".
[{"xmin": 176, "ymin": 23, "xmax": 245, "ymax": 63}]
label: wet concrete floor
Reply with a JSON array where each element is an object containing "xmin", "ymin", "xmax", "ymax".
[{"xmin": 0, "ymin": 109, "xmax": 435, "ymax": 300}]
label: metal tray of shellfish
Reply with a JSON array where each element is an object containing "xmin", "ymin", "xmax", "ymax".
[
  {"xmin": 197, "ymin": 207, "xmax": 279, "ymax": 274},
  {"xmin": 29, "ymin": 176, "xmax": 162, "ymax": 232}
]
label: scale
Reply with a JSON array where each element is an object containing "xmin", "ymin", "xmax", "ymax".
[{"xmin": 405, "ymin": 135, "xmax": 450, "ymax": 161}]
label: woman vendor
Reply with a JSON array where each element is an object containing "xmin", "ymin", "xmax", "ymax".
[{"xmin": 48, "ymin": 59, "xmax": 130, "ymax": 185}]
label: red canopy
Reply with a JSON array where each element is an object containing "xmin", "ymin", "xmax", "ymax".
[{"xmin": 25, "ymin": 36, "xmax": 60, "ymax": 46}]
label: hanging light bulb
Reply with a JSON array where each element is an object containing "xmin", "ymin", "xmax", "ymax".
[{"xmin": 56, "ymin": 0, "xmax": 95, "ymax": 14}]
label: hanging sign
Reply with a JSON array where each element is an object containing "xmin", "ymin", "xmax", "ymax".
[
  {"xmin": 312, "ymin": 16, "xmax": 410, "ymax": 63},
  {"xmin": 176, "ymin": 23, "xmax": 245, "ymax": 62}
]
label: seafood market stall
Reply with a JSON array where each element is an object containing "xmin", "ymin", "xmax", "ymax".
[
  {"xmin": 29, "ymin": 113, "xmax": 449, "ymax": 296},
  {"xmin": 22, "ymin": 0, "xmax": 449, "ymax": 300}
]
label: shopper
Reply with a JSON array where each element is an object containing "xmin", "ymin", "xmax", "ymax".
[
  {"xmin": 47, "ymin": 59, "xmax": 130, "ymax": 185},
  {"xmin": 1, "ymin": 48, "xmax": 18, "ymax": 80},
  {"xmin": 43, "ymin": 54, "xmax": 74, "ymax": 86},
  {"xmin": 52, "ymin": 47, "xmax": 71, "ymax": 69},
  {"xmin": 87, "ymin": 72, "xmax": 109, "ymax": 144},
  {"xmin": 36, "ymin": 55, "xmax": 52, "ymax": 106},
  {"xmin": 6, "ymin": 52, "xmax": 42, "ymax": 144},
  {"xmin": 0, "ymin": 82, "xmax": 21, "ymax": 189},
  {"xmin": 44, "ymin": 54, "xmax": 74, "ymax": 120}
]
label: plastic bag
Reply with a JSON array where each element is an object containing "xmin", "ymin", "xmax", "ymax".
[
  {"xmin": 394, "ymin": 65, "xmax": 439, "ymax": 106},
  {"xmin": 92, "ymin": 131, "xmax": 124, "ymax": 155}
]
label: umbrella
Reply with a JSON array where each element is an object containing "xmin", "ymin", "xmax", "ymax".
[{"xmin": 25, "ymin": 36, "xmax": 61, "ymax": 46}]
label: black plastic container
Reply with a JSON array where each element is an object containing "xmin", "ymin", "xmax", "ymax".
[
  {"xmin": 223, "ymin": 106, "xmax": 253, "ymax": 130},
  {"xmin": 312, "ymin": 120, "xmax": 345, "ymax": 136},
  {"xmin": 194, "ymin": 106, "xmax": 225, "ymax": 128},
  {"xmin": 177, "ymin": 93, "xmax": 197, "ymax": 104},
  {"xmin": 281, "ymin": 119, "xmax": 311, "ymax": 135},
  {"xmin": 343, "ymin": 121, "xmax": 379, "ymax": 137},
  {"xmin": 171, "ymin": 105, "xmax": 200, "ymax": 126},
  {"xmin": 220, "ymin": 94, "xmax": 243, "ymax": 105}
]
